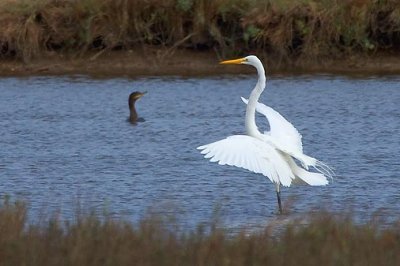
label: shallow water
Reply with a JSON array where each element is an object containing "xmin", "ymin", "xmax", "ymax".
[{"xmin": 0, "ymin": 74, "xmax": 399, "ymax": 229}]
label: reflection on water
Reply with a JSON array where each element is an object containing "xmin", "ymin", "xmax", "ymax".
[{"xmin": 0, "ymin": 75, "xmax": 399, "ymax": 228}]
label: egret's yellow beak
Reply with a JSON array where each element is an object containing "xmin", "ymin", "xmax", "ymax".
[{"xmin": 219, "ymin": 57, "xmax": 246, "ymax": 65}]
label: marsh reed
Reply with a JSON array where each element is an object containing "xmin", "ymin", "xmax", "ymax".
[
  {"xmin": 0, "ymin": 0, "xmax": 399, "ymax": 64},
  {"xmin": 0, "ymin": 198, "xmax": 399, "ymax": 265}
]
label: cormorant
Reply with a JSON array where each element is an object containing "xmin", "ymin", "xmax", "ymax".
[{"xmin": 128, "ymin": 91, "xmax": 146, "ymax": 123}]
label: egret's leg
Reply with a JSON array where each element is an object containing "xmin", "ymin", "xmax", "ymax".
[{"xmin": 275, "ymin": 183, "xmax": 283, "ymax": 214}]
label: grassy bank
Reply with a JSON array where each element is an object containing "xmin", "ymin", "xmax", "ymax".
[
  {"xmin": 1, "ymin": 199, "xmax": 400, "ymax": 265},
  {"xmin": 1, "ymin": 0, "xmax": 400, "ymax": 68}
]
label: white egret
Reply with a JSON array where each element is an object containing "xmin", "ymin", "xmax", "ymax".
[
  {"xmin": 128, "ymin": 91, "xmax": 147, "ymax": 123},
  {"xmin": 197, "ymin": 55, "xmax": 332, "ymax": 214}
]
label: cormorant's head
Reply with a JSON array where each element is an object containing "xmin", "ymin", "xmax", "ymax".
[
  {"xmin": 129, "ymin": 91, "xmax": 147, "ymax": 102},
  {"xmin": 129, "ymin": 91, "xmax": 147, "ymax": 110}
]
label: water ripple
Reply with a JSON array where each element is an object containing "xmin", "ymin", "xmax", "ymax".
[{"xmin": 0, "ymin": 75, "xmax": 399, "ymax": 228}]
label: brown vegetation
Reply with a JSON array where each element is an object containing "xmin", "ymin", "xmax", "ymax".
[
  {"xmin": 1, "ymin": 198, "xmax": 400, "ymax": 265},
  {"xmin": 0, "ymin": 0, "xmax": 400, "ymax": 69}
]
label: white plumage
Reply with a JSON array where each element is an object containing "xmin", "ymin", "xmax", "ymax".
[
  {"xmin": 197, "ymin": 55, "xmax": 332, "ymax": 213},
  {"xmin": 198, "ymin": 135, "xmax": 295, "ymax": 186},
  {"xmin": 241, "ymin": 97, "xmax": 332, "ymax": 178},
  {"xmin": 241, "ymin": 97, "xmax": 303, "ymax": 154}
]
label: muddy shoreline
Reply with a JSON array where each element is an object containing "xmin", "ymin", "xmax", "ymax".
[{"xmin": 1, "ymin": 50, "xmax": 400, "ymax": 78}]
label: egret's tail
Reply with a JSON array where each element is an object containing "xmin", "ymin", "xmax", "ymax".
[
  {"xmin": 286, "ymin": 156, "xmax": 331, "ymax": 186},
  {"xmin": 294, "ymin": 154, "xmax": 334, "ymax": 180},
  {"xmin": 315, "ymin": 160, "xmax": 335, "ymax": 181}
]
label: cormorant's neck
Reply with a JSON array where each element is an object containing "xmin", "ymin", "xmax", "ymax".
[
  {"xmin": 245, "ymin": 65, "xmax": 266, "ymax": 138},
  {"xmin": 129, "ymin": 101, "xmax": 138, "ymax": 122}
]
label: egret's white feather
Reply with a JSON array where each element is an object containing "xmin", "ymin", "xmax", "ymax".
[
  {"xmin": 241, "ymin": 97, "xmax": 303, "ymax": 153},
  {"xmin": 198, "ymin": 135, "xmax": 295, "ymax": 187},
  {"xmin": 286, "ymin": 156, "xmax": 329, "ymax": 186},
  {"xmin": 197, "ymin": 55, "xmax": 332, "ymax": 213},
  {"xmin": 241, "ymin": 97, "xmax": 330, "ymax": 172}
]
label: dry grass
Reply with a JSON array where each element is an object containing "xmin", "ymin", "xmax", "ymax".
[
  {"xmin": 0, "ymin": 0, "xmax": 400, "ymax": 64},
  {"xmin": 0, "ymin": 198, "xmax": 400, "ymax": 265}
]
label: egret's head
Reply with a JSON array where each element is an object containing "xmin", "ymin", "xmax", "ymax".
[{"xmin": 219, "ymin": 55, "xmax": 261, "ymax": 66}]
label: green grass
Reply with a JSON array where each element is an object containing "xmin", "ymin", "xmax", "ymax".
[
  {"xmin": 0, "ymin": 0, "xmax": 400, "ymax": 64},
  {"xmin": 0, "ymin": 198, "xmax": 400, "ymax": 265}
]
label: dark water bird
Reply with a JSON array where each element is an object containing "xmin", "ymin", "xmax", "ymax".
[{"xmin": 128, "ymin": 91, "xmax": 147, "ymax": 123}]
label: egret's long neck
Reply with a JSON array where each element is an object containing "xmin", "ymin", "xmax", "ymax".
[{"xmin": 245, "ymin": 65, "xmax": 266, "ymax": 137}]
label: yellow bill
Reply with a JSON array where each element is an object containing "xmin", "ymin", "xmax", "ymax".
[{"xmin": 219, "ymin": 57, "xmax": 246, "ymax": 65}]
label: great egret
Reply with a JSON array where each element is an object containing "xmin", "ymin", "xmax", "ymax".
[
  {"xmin": 128, "ymin": 91, "xmax": 147, "ymax": 123},
  {"xmin": 197, "ymin": 55, "xmax": 332, "ymax": 214}
]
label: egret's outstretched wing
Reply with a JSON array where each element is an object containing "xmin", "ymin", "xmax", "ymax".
[
  {"xmin": 241, "ymin": 97, "xmax": 303, "ymax": 153},
  {"xmin": 197, "ymin": 135, "xmax": 295, "ymax": 187},
  {"xmin": 242, "ymin": 98, "xmax": 314, "ymax": 168},
  {"xmin": 241, "ymin": 97, "xmax": 334, "ymax": 177}
]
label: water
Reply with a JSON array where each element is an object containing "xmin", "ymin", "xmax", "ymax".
[{"xmin": 0, "ymin": 74, "xmax": 399, "ymax": 229}]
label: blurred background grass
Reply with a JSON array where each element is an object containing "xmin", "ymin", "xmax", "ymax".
[
  {"xmin": 0, "ymin": 0, "xmax": 399, "ymax": 65},
  {"xmin": 0, "ymin": 198, "xmax": 399, "ymax": 265}
]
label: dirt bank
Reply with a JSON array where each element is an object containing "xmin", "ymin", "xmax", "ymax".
[
  {"xmin": 1, "ymin": 0, "xmax": 400, "ymax": 77},
  {"xmin": 1, "ymin": 49, "xmax": 400, "ymax": 78}
]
